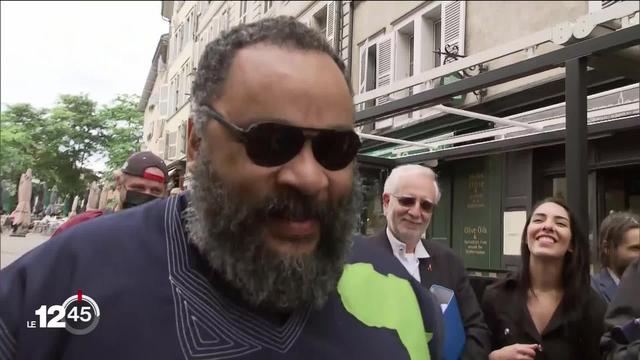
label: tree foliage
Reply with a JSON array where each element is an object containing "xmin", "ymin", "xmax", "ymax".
[
  {"xmin": 0, "ymin": 93, "xmax": 143, "ymax": 199},
  {"xmin": 99, "ymin": 94, "xmax": 144, "ymax": 173},
  {"xmin": 0, "ymin": 104, "xmax": 45, "ymax": 186}
]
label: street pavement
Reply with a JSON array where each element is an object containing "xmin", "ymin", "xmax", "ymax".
[{"xmin": 0, "ymin": 230, "xmax": 51, "ymax": 269}]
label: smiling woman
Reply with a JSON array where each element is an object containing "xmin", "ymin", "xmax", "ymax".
[{"xmin": 481, "ymin": 198, "xmax": 607, "ymax": 360}]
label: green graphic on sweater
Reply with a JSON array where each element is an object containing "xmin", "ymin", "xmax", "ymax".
[{"xmin": 337, "ymin": 263, "xmax": 432, "ymax": 360}]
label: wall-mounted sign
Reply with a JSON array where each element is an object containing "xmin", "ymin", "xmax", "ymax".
[{"xmin": 503, "ymin": 211, "xmax": 527, "ymax": 256}]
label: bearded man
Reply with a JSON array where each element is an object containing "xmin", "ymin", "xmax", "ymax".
[{"xmin": 0, "ymin": 17, "xmax": 442, "ymax": 359}]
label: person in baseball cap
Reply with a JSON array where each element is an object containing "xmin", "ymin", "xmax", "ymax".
[
  {"xmin": 52, "ymin": 151, "xmax": 169, "ymax": 236},
  {"xmin": 117, "ymin": 151, "xmax": 169, "ymax": 210}
]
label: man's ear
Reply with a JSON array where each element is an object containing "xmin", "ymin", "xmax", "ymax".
[
  {"xmin": 187, "ymin": 117, "xmax": 201, "ymax": 173},
  {"xmin": 382, "ymin": 193, "xmax": 391, "ymax": 215}
]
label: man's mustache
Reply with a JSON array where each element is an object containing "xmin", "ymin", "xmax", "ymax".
[{"xmin": 259, "ymin": 191, "xmax": 330, "ymax": 223}]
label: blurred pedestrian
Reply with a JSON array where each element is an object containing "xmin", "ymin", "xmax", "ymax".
[
  {"xmin": 592, "ymin": 211, "xmax": 640, "ymax": 303},
  {"xmin": 51, "ymin": 151, "xmax": 169, "ymax": 236}
]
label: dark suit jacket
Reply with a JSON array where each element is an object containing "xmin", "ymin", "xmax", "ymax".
[
  {"xmin": 591, "ymin": 268, "xmax": 619, "ymax": 304},
  {"xmin": 601, "ymin": 258, "xmax": 640, "ymax": 359},
  {"xmin": 366, "ymin": 230, "xmax": 491, "ymax": 360}
]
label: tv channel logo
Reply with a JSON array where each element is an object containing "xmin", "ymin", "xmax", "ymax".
[{"xmin": 27, "ymin": 290, "xmax": 100, "ymax": 335}]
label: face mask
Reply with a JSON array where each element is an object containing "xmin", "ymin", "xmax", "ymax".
[{"xmin": 122, "ymin": 190, "xmax": 158, "ymax": 209}]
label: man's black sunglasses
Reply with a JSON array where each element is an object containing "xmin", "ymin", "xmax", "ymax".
[
  {"xmin": 200, "ymin": 105, "xmax": 361, "ymax": 171},
  {"xmin": 391, "ymin": 194, "xmax": 435, "ymax": 212}
]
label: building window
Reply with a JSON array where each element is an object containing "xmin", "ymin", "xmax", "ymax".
[
  {"xmin": 170, "ymin": 75, "xmax": 180, "ymax": 112},
  {"xmin": 180, "ymin": 60, "xmax": 193, "ymax": 105},
  {"xmin": 312, "ymin": 6, "xmax": 328, "ymax": 35},
  {"xmin": 434, "ymin": 20, "xmax": 442, "ymax": 67},
  {"xmin": 419, "ymin": 9, "xmax": 442, "ymax": 72},
  {"xmin": 396, "ymin": 21, "xmax": 415, "ymax": 81},
  {"xmin": 357, "ymin": 37, "xmax": 385, "ymax": 109},
  {"xmin": 365, "ymin": 44, "xmax": 377, "ymax": 92}
]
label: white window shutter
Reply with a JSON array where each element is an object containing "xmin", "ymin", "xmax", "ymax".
[
  {"xmin": 375, "ymin": 34, "xmax": 393, "ymax": 105},
  {"xmin": 601, "ymin": 1, "xmax": 623, "ymax": 9},
  {"xmin": 358, "ymin": 42, "xmax": 368, "ymax": 95},
  {"xmin": 441, "ymin": 0, "xmax": 466, "ymax": 64},
  {"xmin": 326, "ymin": 1, "xmax": 337, "ymax": 50},
  {"xmin": 159, "ymin": 85, "xmax": 169, "ymax": 119}
]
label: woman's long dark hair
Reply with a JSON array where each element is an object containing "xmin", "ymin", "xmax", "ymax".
[{"xmin": 518, "ymin": 197, "xmax": 591, "ymax": 315}]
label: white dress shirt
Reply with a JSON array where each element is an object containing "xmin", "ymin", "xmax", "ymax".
[
  {"xmin": 607, "ymin": 267, "xmax": 621, "ymax": 285},
  {"xmin": 386, "ymin": 227, "xmax": 430, "ymax": 282}
]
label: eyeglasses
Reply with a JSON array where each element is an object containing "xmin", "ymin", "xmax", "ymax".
[
  {"xmin": 391, "ymin": 194, "xmax": 435, "ymax": 212},
  {"xmin": 200, "ymin": 105, "xmax": 361, "ymax": 171}
]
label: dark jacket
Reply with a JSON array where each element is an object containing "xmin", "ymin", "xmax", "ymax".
[
  {"xmin": 365, "ymin": 230, "xmax": 491, "ymax": 360},
  {"xmin": 481, "ymin": 272, "xmax": 607, "ymax": 360},
  {"xmin": 600, "ymin": 258, "xmax": 640, "ymax": 360},
  {"xmin": 591, "ymin": 267, "xmax": 619, "ymax": 304}
]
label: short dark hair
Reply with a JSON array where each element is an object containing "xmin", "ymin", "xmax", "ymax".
[
  {"xmin": 191, "ymin": 16, "xmax": 348, "ymax": 136},
  {"xmin": 519, "ymin": 198, "xmax": 591, "ymax": 317},
  {"xmin": 598, "ymin": 211, "xmax": 640, "ymax": 267}
]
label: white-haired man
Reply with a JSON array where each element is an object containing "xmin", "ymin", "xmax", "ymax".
[{"xmin": 366, "ymin": 164, "xmax": 491, "ymax": 359}]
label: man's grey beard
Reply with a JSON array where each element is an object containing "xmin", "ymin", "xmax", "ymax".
[{"xmin": 184, "ymin": 148, "xmax": 359, "ymax": 312}]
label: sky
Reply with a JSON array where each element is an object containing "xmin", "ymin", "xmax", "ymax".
[{"xmin": 1, "ymin": 1, "xmax": 169, "ymax": 171}]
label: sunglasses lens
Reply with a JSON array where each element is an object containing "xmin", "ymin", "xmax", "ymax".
[
  {"xmin": 245, "ymin": 123, "xmax": 304, "ymax": 167},
  {"xmin": 396, "ymin": 196, "xmax": 434, "ymax": 212},
  {"xmin": 421, "ymin": 201, "xmax": 434, "ymax": 212},
  {"xmin": 242, "ymin": 123, "xmax": 360, "ymax": 170},
  {"xmin": 312, "ymin": 131, "xmax": 361, "ymax": 171},
  {"xmin": 397, "ymin": 197, "xmax": 416, "ymax": 207}
]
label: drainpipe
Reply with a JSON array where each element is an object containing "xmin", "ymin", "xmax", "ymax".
[{"xmin": 347, "ymin": 0, "xmax": 355, "ymax": 88}]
